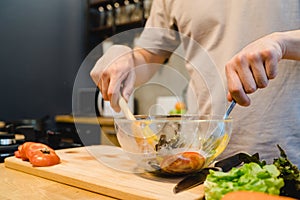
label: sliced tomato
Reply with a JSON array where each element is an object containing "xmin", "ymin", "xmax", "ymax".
[
  {"xmin": 14, "ymin": 150, "xmax": 21, "ymax": 158},
  {"xmin": 29, "ymin": 148, "xmax": 60, "ymax": 167},
  {"xmin": 160, "ymin": 151, "xmax": 206, "ymax": 174},
  {"xmin": 19, "ymin": 142, "xmax": 35, "ymax": 160},
  {"xmin": 25, "ymin": 143, "xmax": 51, "ymax": 160},
  {"xmin": 14, "ymin": 142, "xmax": 60, "ymax": 167}
]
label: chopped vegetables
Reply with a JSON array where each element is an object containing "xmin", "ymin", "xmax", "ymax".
[
  {"xmin": 203, "ymin": 145, "xmax": 300, "ymax": 200},
  {"xmin": 29, "ymin": 147, "xmax": 60, "ymax": 167},
  {"xmin": 273, "ymin": 145, "xmax": 300, "ymax": 198},
  {"xmin": 14, "ymin": 142, "xmax": 60, "ymax": 167}
]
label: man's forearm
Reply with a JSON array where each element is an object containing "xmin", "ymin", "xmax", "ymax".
[{"xmin": 133, "ymin": 48, "xmax": 167, "ymax": 86}]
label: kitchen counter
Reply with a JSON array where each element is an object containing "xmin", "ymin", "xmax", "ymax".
[
  {"xmin": 55, "ymin": 115, "xmax": 118, "ymax": 146},
  {"xmin": 55, "ymin": 115, "xmax": 114, "ymax": 125},
  {"xmin": 0, "ymin": 163, "xmax": 116, "ymax": 200}
]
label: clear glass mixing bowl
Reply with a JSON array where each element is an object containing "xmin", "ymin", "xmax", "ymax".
[{"xmin": 114, "ymin": 115, "xmax": 232, "ymax": 175}]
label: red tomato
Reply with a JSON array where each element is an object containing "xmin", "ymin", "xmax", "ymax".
[
  {"xmin": 29, "ymin": 148, "xmax": 60, "ymax": 167},
  {"xmin": 19, "ymin": 142, "xmax": 34, "ymax": 160},
  {"xmin": 14, "ymin": 150, "xmax": 21, "ymax": 158},
  {"xmin": 160, "ymin": 152, "xmax": 206, "ymax": 174},
  {"xmin": 15, "ymin": 142, "xmax": 60, "ymax": 167},
  {"xmin": 25, "ymin": 143, "xmax": 52, "ymax": 160}
]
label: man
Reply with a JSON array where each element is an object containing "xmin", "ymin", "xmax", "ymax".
[{"xmin": 91, "ymin": 0, "xmax": 300, "ymax": 166}]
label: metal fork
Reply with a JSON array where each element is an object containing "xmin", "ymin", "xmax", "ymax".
[{"xmin": 202, "ymin": 100, "xmax": 236, "ymax": 153}]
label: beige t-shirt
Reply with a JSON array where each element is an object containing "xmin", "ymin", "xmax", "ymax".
[{"xmin": 136, "ymin": 0, "xmax": 300, "ymax": 166}]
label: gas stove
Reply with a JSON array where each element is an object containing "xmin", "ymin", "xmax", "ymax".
[
  {"xmin": 0, "ymin": 132, "xmax": 20, "ymax": 162},
  {"xmin": 0, "ymin": 118, "xmax": 83, "ymax": 163}
]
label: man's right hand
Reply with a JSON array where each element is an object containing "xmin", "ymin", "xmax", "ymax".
[{"xmin": 90, "ymin": 45, "xmax": 136, "ymax": 112}]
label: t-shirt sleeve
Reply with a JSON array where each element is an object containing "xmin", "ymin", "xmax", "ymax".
[{"xmin": 135, "ymin": 0, "xmax": 180, "ymax": 58}]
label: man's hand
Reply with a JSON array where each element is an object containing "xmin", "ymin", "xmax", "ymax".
[
  {"xmin": 225, "ymin": 33, "xmax": 283, "ymax": 106},
  {"xmin": 90, "ymin": 45, "xmax": 135, "ymax": 112},
  {"xmin": 90, "ymin": 45, "xmax": 165, "ymax": 112}
]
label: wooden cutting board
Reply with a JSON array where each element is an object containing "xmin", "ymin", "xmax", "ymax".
[{"xmin": 4, "ymin": 145, "xmax": 204, "ymax": 200}]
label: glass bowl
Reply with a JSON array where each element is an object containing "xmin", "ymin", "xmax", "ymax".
[{"xmin": 114, "ymin": 115, "xmax": 232, "ymax": 175}]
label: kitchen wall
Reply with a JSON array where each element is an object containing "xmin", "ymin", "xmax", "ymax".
[{"xmin": 0, "ymin": 0, "xmax": 88, "ymax": 121}]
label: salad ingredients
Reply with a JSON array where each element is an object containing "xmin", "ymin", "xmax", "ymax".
[
  {"xmin": 273, "ymin": 145, "xmax": 300, "ymax": 198},
  {"xmin": 204, "ymin": 162, "xmax": 284, "ymax": 200},
  {"xmin": 240, "ymin": 145, "xmax": 300, "ymax": 198},
  {"xmin": 29, "ymin": 147, "xmax": 60, "ymax": 167},
  {"xmin": 25, "ymin": 142, "xmax": 51, "ymax": 160},
  {"xmin": 160, "ymin": 152, "xmax": 205, "ymax": 174},
  {"xmin": 14, "ymin": 142, "xmax": 60, "ymax": 167},
  {"xmin": 18, "ymin": 141, "xmax": 35, "ymax": 160}
]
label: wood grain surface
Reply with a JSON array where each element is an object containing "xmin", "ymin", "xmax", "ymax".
[
  {"xmin": 4, "ymin": 145, "xmax": 204, "ymax": 200},
  {"xmin": 0, "ymin": 164, "xmax": 115, "ymax": 200}
]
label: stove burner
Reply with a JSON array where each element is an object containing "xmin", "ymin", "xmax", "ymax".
[
  {"xmin": 0, "ymin": 132, "xmax": 19, "ymax": 163},
  {"xmin": 0, "ymin": 132, "xmax": 16, "ymax": 145},
  {"xmin": 0, "ymin": 117, "xmax": 84, "ymax": 163}
]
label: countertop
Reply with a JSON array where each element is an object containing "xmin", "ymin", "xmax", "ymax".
[
  {"xmin": 55, "ymin": 115, "xmax": 114, "ymax": 125},
  {"xmin": 0, "ymin": 163, "xmax": 116, "ymax": 200},
  {"xmin": 55, "ymin": 114, "xmax": 119, "ymax": 146}
]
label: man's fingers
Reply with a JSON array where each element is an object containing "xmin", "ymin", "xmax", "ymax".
[
  {"xmin": 233, "ymin": 56, "xmax": 257, "ymax": 94},
  {"xmin": 226, "ymin": 63, "xmax": 251, "ymax": 106},
  {"xmin": 107, "ymin": 73, "xmax": 124, "ymax": 112},
  {"xmin": 121, "ymin": 70, "xmax": 135, "ymax": 101},
  {"xmin": 265, "ymin": 55, "xmax": 279, "ymax": 79},
  {"xmin": 248, "ymin": 53, "xmax": 269, "ymax": 89},
  {"xmin": 110, "ymin": 92, "xmax": 121, "ymax": 113},
  {"xmin": 100, "ymin": 71, "xmax": 110, "ymax": 100}
]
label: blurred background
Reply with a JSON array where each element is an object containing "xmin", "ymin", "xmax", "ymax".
[
  {"xmin": 0, "ymin": 0, "xmax": 160, "ymax": 121},
  {"xmin": 0, "ymin": 0, "xmax": 189, "ymax": 160},
  {"xmin": 0, "ymin": 0, "xmax": 87, "ymax": 120}
]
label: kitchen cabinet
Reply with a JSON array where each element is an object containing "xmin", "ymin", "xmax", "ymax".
[{"xmin": 87, "ymin": 0, "xmax": 152, "ymax": 51}]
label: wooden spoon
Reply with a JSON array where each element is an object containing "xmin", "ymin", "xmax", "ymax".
[
  {"xmin": 118, "ymin": 95, "xmax": 157, "ymax": 151},
  {"xmin": 118, "ymin": 96, "xmax": 136, "ymax": 120}
]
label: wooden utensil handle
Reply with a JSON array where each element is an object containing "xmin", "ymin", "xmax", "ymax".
[{"xmin": 119, "ymin": 96, "xmax": 135, "ymax": 120}]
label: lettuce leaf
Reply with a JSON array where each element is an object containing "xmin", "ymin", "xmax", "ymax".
[
  {"xmin": 273, "ymin": 145, "xmax": 300, "ymax": 198},
  {"xmin": 204, "ymin": 163, "xmax": 284, "ymax": 200}
]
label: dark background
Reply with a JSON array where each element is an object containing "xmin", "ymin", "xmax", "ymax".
[{"xmin": 0, "ymin": 0, "xmax": 90, "ymax": 121}]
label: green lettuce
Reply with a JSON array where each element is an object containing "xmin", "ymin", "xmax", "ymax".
[{"xmin": 204, "ymin": 162, "xmax": 284, "ymax": 200}]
